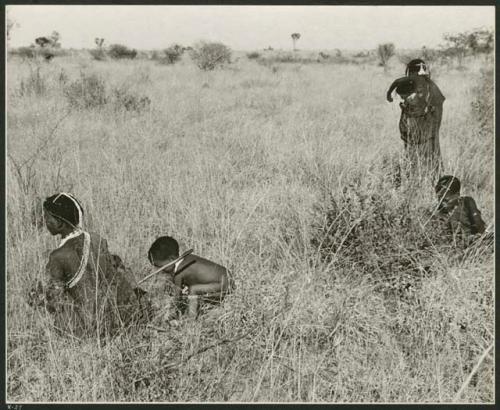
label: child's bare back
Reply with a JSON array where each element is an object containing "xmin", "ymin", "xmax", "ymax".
[{"xmin": 147, "ymin": 236, "xmax": 231, "ymax": 318}]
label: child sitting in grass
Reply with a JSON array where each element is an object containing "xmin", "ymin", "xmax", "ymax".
[
  {"xmin": 30, "ymin": 193, "xmax": 151, "ymax": 340},
  {"xmin": 434, "ymin": 175, "xmax": 487, "ymax": 244},
  {"xmin": 147, "ymin": 236, "xmax": 231, "ymax": 318}
]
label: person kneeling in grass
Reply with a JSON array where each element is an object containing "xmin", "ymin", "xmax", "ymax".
[
  {"xmin": 29, "ymin": 193, "xmax": 152, "ymax": 340},
  {"xmin": 434, "ymin": 175, "xmax": 490, "ymax": 247},
  {"xmin": 147, "ymin": 236, "xmax": 232, "ymax": 319}
]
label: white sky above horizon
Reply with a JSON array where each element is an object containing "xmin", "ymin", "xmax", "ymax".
[{"xmin": 7, "ymin": 5, "xmax": 495, "ymax": 51}]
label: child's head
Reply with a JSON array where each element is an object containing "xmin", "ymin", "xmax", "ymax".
[
  {"xmin": 148, "ymin": 236, "xmax": 179, "ymax": 268},
  {"xmin": 435, "ymin": 175, "xmax": 460, "ymax": 204},
  {"xmin": 43, "ymin": 193, "xmax": 84, "ymax": 235}
]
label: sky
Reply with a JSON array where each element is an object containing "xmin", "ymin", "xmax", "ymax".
[{"xmin": 7, "ymin": 5, "xmax": 495, "ymax": 51}]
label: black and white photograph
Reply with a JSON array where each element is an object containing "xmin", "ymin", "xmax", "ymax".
[{"xmin": 5, "ymin": 3, "xmax": 495, "ymax": 404}]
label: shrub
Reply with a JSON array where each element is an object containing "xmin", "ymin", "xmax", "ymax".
[
  {"xmin": 377, "ymin": 43, "xmax": 395, "ymax": 69},
  {"xmin": 471, "ymin": 68, "xmax": 493, "ymax": 136},
  {"xmin": 37, "ymin": 47, "xmax": 61, "ymax": 61},
  {"xmin": 309, "ymin": 170, "xmax": 469, "ymax": 295},
  {"xmin": 18, "ymin": 64, "xmax": 46, "ymax": 97},
  {"xmin": 108, "ymin": 44, "xmax": 137, "ymax": 60},
  {"xmin": 9, "ymin": 46, "xmax": 63, "ymax": 61},
  {"xmin": 112, "ymin": 86, "xmax": 151, "ymax": 112},
  {"xmin": 257, "ymin": 53, "xmax": 318, "ymax": 65},
  {"xmin": 89, "ymin": 48, "xmax": 106, "ymax": 61},
  {"xmin": 354, "ymin": 51, "xmax": 369, "ymax": 58},
  {"xmin": 246, "ymin": 51, "xmax": 260, "ymax": 60},
  {"xmin": 63, "ymin": 71, "xmax": 108, "ymax": 109},
  {"xmin": 189, "ymin": 42, "xmax": 231, "ymax": 71},
  {"xmin": 156, "ymin": 44, "xmax": 184, "ymax": 65},
  {"xmin": 421, "ymin": 46, "xmax": 438, "ymax": 64},
  {"xmin": 10, "ymin": 46, "xmax": 36, "ymax": 60}
]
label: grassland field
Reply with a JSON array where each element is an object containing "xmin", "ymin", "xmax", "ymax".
[{"xmin": 6, "ymin": 50, "xmax": 494, "ymax": 402}]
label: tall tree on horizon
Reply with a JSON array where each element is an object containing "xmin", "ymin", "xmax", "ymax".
[{"xmin": 291, "ymin": 33, "xmax": 301, "ymax": 51}]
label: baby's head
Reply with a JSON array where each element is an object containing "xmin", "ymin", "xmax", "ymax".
[
  {"xmin": 148, "ymin": 236, "xmax": 179, "ymax": 273},
  {"xmin": 43, "ymin": 193, "xmax": 84, "ymax": 235},
  {"xmin": 435, "ymin": 175, "xmax": 460, "ymax": 210}
]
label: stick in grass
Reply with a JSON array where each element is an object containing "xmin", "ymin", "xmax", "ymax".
[
  {"xmin": 453, "ymin": 342, "xmax": 494, "ymax": 402},
  {"xmin": 138, "ymin": 249, "xmax": 194, "ymax": 285}
]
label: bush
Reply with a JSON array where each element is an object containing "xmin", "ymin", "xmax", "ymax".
[
  {"xmin": 189, "ymin": 42, "xmax": 231, "ymax": 71},
  {"xmin": 471, "ymin": 68, "xmax": 493, "ymax": 136},
  {"xmin": 9, "ymin": 46, "xmax": 64, "ymax": 61},
  {"xmin": 18, "ymin": 64, "xmax": 46, "ymax": 97},
  {"xmin": 108, "ymin": 44, "xmax": 137, "ymax": 60},
  {"xmin": 354, "ymin": 51, "xmax": 369, "ymax": 58},
  {"xmin": 89, "ymin": 48, "xmax": 106, "ymax": 61},
  {"xmin": 10, "ymin": 46, "xmax": 36, "ymax": 60},
  {"xmin": 156, "ymin": 44, "xmax": 184, "ymax": 65},
  {"xmin": 112, "ymin": 86, "xmax": 151, "ymax": 112},
  {"xmin": 309, "ymin": 170, "xmax": 468, "ymax": 295},
  {"xmin": 257, "ymin": 52, "xmax": 318, "ymax": 65},
  {"xmin": 37, "ymin": 47, "xmax": 63, "ymax": 61},
  {"xmin": 63, "ymin": 71, "xmax": 108, "ymax": 109},
  {"xmin": 246, "ymin": 51, "xmax": 260, "ymax": 60},
  {"xmin": 377, "ymin": 43, "xmax": 395, "ymax": 69}
]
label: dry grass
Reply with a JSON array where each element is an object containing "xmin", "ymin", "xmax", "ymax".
[{"xmin": 6, "ymin": 52, "xmax": 494, "ymax": 403}]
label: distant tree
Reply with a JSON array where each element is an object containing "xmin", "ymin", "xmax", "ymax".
[
  {"xmin": 156, "ymin": 44, "xmax": 184, "ymax": 65},
  {"xmin": 90, "ymin": 38, "xmax": 106, "ymax": 61},
  {"xmin": 32, "ymin": 32, "xmax": 62, "ymax": 61},
  {"xmin": 166, "ymin": 44, "xmax": 184, "ymax": 62},
  {"xmin": 421, "ymin": 46, "xmax": 438, "ymax": 64},
  {"xmin": 291, "ymin": 33, "xmax": 301, "ymax": 51},
  {"xmin": 377, "ymin": 43, "xmax": 395, "ymax": 71},
  {"xmin": 246, "ymin": 51, "xmax": 260, "ymax": 60},
  {"xmin": 35, "ymin": 37, "xmax": 51, "ymax": 48},
  {"xmin": 190, "ymin": 41, "xmax": 231, "ymax": 71},
  {"xmin": 439, "ymin": 28, "xmax": 493, "ymax": 67},
  {"xmin": 108, "ymin": 44, "xmax": 137, "ymax": 59},
  {"xmin": 50, "ymin": 31, "xmax": 61, "ymax": 48},
  {"xmin": 7, "ymin": 10, "xmax": 18, "ymax": 43},
  {"xmin": 467, "ymin": 28, "xmax": 494, "ymax": 55},
  {"xmin": 95, "ymin": 37, "xmax": 105, "ymax": 48},
  {"xmin": 442, "ymin": 32, "xmax": 468, "ymax": 67}
]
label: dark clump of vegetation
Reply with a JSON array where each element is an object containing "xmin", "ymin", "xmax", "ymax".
[
  {"xmin": 471, "ymin": 68, "xmax": 493, "ymax": 137},
  {"xmin": 108, "ymin": 44, "xmax": 137, "ymax": 60},
  {"xmin": 377, "ymin": 43, "xmax": 395, "ymax": 70},
  {"xmin": 310, "ymin": 173, "xmax": 452, "ymax": 296},
  {"xmin": 89, "ymin": 48, "xmax": 107, "ymax": 61},
  {"xmin": 10, "ymin": 46, "xmax": 36, "ymax": 60},
  {"xmin": 155, "ymin": 44, "xmax": 184, "ymax": 65},
  {"xmin": 17, "ymin": 65, "xmax": 47, "ymax": 97},
  {"xmin": 62, "ymin": 69, "xmax": 151, "ymax": 112},
  {"xmin": 246, "ymin": 51, "xmax": 261, "ymax": 60},
  {"xmin": 112, "ymin": 86, "xmax": 151, "ymax": 112},
  {"xmin": 9, "ymin": 46, "xmax": 65, "ymax": 61},
  {"xmin": 257, "ymin": 53, "xmax": 318, "ymax": 66},
  {"xmin": 63, "ymin": 71, "xmax": 108, "ymax": 109},
  {"xmin": 190, "ymin": 42, "xmax": 232, "ymax": 71},
  {"xmin": 89, "ymin": 37, "xmax": 106, "ymax": 61}
]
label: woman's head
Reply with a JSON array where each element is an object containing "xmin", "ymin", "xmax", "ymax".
[{"xmin": 43, "ymin": 193, "xmax": 84, "ymax": 234}]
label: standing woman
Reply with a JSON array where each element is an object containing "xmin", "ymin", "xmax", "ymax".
[{"xmin": 386, "ymin": 59, "xmax": 446, "ymax": 179}]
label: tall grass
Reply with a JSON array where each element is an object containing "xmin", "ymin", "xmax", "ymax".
[{"xmin": 6, "ymin": 54, "xmax": 494, "ymax": 402}]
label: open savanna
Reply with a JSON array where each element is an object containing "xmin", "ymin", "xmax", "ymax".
[{"xmin": 6, "ymin": 51, "xmax": 494, "ymax": 403}]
